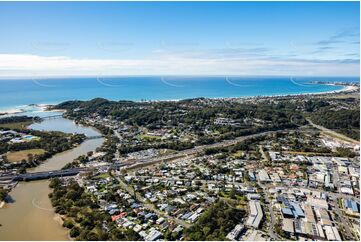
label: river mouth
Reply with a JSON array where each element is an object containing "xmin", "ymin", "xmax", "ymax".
[{"xmin": 0, "ymin": 112, "xmax": 104, "ymax": 240}]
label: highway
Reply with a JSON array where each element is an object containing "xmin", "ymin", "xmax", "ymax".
[
  {"xmin": 306, "ymin": 118, "xmax": 359, "ymax": 144},
  {"xmin": 125, "ymin": 129, "xmax": 284, "ymax": 171},
  {"xmin": 1, "ymin": 128, "xmax": 284, "ymax": 183},
  {"xmin": 1, "ymin": 162, "xmax": 128, "ymax": 182}
]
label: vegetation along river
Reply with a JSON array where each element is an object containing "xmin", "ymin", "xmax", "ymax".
[{"xmin": 0, "ymin": 113, "xmax": 104, "ymax": 240}]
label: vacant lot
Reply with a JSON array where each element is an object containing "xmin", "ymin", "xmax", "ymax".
[{"xmin": 6, "ymin": 149, "xmax": 45, "ymax": 163}]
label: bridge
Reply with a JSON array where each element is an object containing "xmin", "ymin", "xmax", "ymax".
[
  {"xmin": 0, "ymin": 129, "xmax": 289, "ymax": 183},
  {"xmin": 40, "ymin": 114, "xmax": 64, "ymax": 120},
  {"xmin": 13, "ymin": 168, "xmax": 85, "ymax": 181},
  {"xmin": 86, "ymin": 135, "xmax": 104, "ymax": 140},
  {"xmin": 0, "ymin": 162, "xmax": 129, "ymax": 182}
]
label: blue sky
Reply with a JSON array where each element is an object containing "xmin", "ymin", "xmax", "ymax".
[{"xmin": 0, "ymin": 1, "xmax": 359, "ymax": 77}]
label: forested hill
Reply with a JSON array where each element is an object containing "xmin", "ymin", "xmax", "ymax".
[
  {"xmin": 310, "ymin": 108, "xmax": 360, "ymax": 141},
  {"xmin": 54, "ymin": 96, "xmax": 359, "ymax": 142},
  {"xmin": 53, "ymin": 98, "xmax": 304, "ymax": 130}
]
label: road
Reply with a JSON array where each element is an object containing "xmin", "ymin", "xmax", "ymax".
[
  {"xmin": 1, "ymin": 128, "xmax": 286, "ymax": 183},
  {"xmin": 258, "ymin": 182, "xmax": 279, "ymax": 240},
  {"xmin": 333, "ymin": 197, "xmax": 354, "ymax": 240},
  {"xmin": 117, "ymin": 178, "xmax": 190, "ymax": 228},
  {"xmin": 0, "ymin": 162, "xmax": 130, "ymax": 182},
  {"xmin": 113, "ymin": 130, "xmax": 122, "ymax": 160},
  {"xmin": 306, "ymin": 118, "xmax": 359, "ymax": 144},
  {"xmin": 290, "ymin": 180, "xmax": 356, "ymax": 240},
  {"xmin": 125, "ymin": 129, "xmax": 287, "ymax": 171},
  {"xmin": 329, "ymin": 164, "xmax": 355, "ymax": 240},
  {"xmin": 258, "ymin": 145, "xmax": 270, "ymax": 166}
]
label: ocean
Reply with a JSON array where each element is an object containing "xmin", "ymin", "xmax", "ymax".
[{"xmin": 0, "ymin": 76, "xmax": 359, "ymax": 112}]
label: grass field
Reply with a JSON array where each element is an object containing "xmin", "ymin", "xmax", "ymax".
[
  {"xmin": 231, "ymin": 150, "xmax": 244, "ymax": 158},
  {"xmin": 6, "ymin": 149, "xmax": 45, "ymax": 163},
  {"xmin": 284, "ymin": 151, "xmax": 332, "ymax": 156},
  {"xmin": 95, "ymin": 173, "xmax": 110, "ymax": 179},
  {"xmin": 138, "ymin": 134, "xmax": 162, "ymax": 141},
  {"xmin": 0, "ymin": 121, "xmax": 33, "ymax": 129}
]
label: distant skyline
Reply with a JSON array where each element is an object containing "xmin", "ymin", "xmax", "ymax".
[{"xmin": 0, "ymin": 1, "xmax": 359, "ymax": 77}]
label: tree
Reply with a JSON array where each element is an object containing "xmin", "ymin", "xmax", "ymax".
[
  {"xmin": 49, "ymin": 178, "xmax": 61, "ymax": 188},
  {"xmin": 86, "ymin": 231, "xmax": 100, "ymax": 241},
  {"xmin": 335, "ymin": 147, "xmax": 357, "ymax": 158},
  {"xmin": 62, "ymin": 218, "xmax": 74, "ymax": 229},
  {"xmin": 185, "ymin": 200, "xmax": 245, "ymax": 240},
  {"xmin": 27, "ymin": 153, "xmax": 34, "ymax": 163},
  {"xmin": 229, "ymin": 187, "xmax": 237, "ymax": 199},
  {"xmin": 69, "ymin": 226, "xmax": 80, "ymax": 238}
]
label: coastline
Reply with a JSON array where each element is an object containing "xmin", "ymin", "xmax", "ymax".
[
  {"xmin": 244, "ymin": 84, "xmax": 358, "ymax": 100},
  {"xmin": 0, "ymin": 104, "xmax": 66, "ymax": 117},
  {"xmin": 0, "ymin": 83, "xmax": 359, "ymax": 116}
]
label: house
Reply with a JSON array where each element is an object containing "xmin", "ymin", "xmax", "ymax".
[
  {"xmin": 156, "ymin": 217, "xmax": 165, "ymax": 225},
  {"xmin": 133, "ymin": 224, "xmax": 142, "ymax": 233},
  {"xmin": 145, "ymin": 229, "xmax": 163, "ymax": 241},
  {"xmin": 188, "ymin": 213, "xmax": 201, "ymax": 223}
]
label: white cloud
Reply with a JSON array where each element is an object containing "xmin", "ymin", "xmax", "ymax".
[{"xmin": 0, "ymin": 53, "xmax": 359, "ymax": 77}]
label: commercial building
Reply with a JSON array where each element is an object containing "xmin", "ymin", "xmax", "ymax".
[
  {"xmin": 258, "ymin": 169, "xmax": 271, "ymax": 183},
  {"xmin": 246, "ymin": 201, "xmax": 263, "ymax": 228},
  {"xmin": 324, "ymin": 226, "xmax": 342, "ymax": 241},
  {"xmin": 344, "ymin": 199, "xmax": 360, "ymax": 214},
  {"xmin": 226, "ymin": 224, "xmax": 244, "ymax": 241}
]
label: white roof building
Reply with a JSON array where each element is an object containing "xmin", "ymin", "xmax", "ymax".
[
  {"xmin": 246, "ymin": 201, "xmax": 263, "ymax": 228},
  {"xmin": 333, "ymin": 157, "xmax": 350, "ymax": 166},
  {"xmin": 270, "ymin": 173, "xmax": 282, "ymax": 183},
  {"xmin": 306, "ymin": 196, "xmax": 329, "ymax": 210},
  {"xmin": 324, "ymin": 226, "xmax": 342, "ymax": 241},
  {"xmin": 226, "ymin": 224, "xmax": 244, "ymax": 241},
  {"xmin": 349, "ymin": 167, "xmax": 360, "ymax": 178},
  {"xmin": 258, "ymin": 169, "xmax": 271, "ymax": 183},
  {"xmin": 145, "ymin": 229, "xmax": 163, "ymax": 241}
]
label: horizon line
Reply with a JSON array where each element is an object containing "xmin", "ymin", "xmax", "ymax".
[{"xmin": 0, "ymin": 74, "xmax": 359, "ymax": 80}]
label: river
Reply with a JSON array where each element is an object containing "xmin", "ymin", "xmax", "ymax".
[{"xmin": 0, "ymin": 114, "xmax": 104, "ymax": 240}]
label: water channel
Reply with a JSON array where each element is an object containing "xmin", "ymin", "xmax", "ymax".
[{"xmin": 0, "ymin": 113, "xmax": 104, "ymax": 240}]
